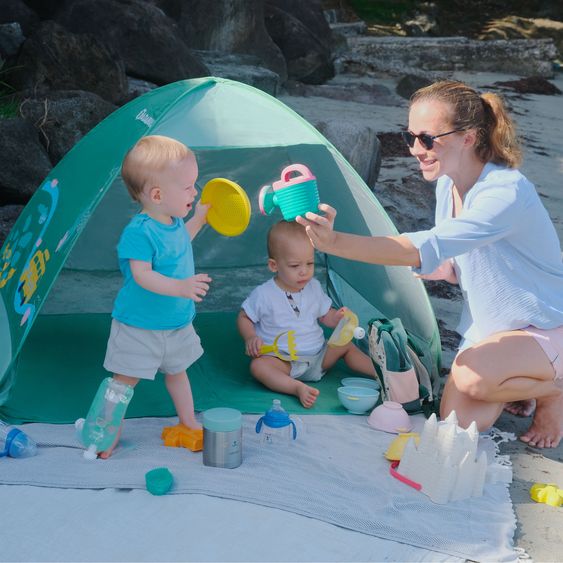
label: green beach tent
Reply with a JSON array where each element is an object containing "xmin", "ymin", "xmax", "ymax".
[{"xmin": 0, "ymin": 77, "xmax": 441, "ymax": 423}]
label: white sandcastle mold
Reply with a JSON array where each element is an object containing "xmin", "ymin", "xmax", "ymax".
[{"xmin": 397, "ymin": 411, "xmax": 512, "ymax": 504}]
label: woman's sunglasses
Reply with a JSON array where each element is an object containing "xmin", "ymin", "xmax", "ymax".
[{"xmin": 401, "ymin": 129, "xmax": 462, "ymax": 151}]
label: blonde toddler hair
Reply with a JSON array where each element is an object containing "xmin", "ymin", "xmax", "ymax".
[{"xmin": 121, "ymin": 135, "xmax": 194, "ymax": 202}]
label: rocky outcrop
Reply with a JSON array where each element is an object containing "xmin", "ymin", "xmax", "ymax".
[
  {"xmin": 19, "ymin": 90, "xmax": 117, "ymax": 164},
  {"xmin": 179, "ymin": 0, "xmax": 287, "ymax": 83},
  {"xmin": 57, "ymin": 0, "xmax": 209, "ymax": 85},
  {"xmin": 265, "ymin": 0, "xmax": 335, "ymax": 84},
  {"xmin": 341, "ymin": 36, "xmax": 558, "ymax": 78},
  {"xmin": 11, "ymin": 21, "xmax": 128, "ymax": 104},
  {"xmin": 0, "ymin": 0, "xmax": 39, "ymax": 36},
  {"xmin": 0, "ymin": 118, "xmax": 52, "ymax": 204}
]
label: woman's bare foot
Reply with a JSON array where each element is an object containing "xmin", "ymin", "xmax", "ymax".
[
  {"xmin": 519, "ymin": 393, "xmax": 563, "ymax": 448},
  {"xmin": 504, "ymin": 399, "xmax": 536, "ymax": 417},
  {"xmin": 296, "ymin": 383, "xmax": 320, "ymax": 408}
]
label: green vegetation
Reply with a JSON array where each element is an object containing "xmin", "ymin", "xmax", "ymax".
[
  {"xmin": 348, "ymin": 0, "xmax": 415, "ymax": 24},
  {"xmin": 0, "ymin": 58, "xmax": 19, "ymax": 119}
]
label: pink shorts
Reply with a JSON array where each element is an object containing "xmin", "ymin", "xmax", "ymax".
[{"xmin": 522, "ymin": 325, "xmax": 563, "ymax": 381}]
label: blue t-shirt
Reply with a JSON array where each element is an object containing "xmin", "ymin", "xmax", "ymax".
[
  {"xmin": 112, "ymin": 214, "xmax": 195, "ymax": 330},
  {"xmin": 404, "ymin": 163, "xmax": 563, "ymax": 346}
]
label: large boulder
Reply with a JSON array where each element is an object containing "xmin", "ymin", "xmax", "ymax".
[
  {"xmin": 19, "ymin": 90, "xmax": 117, "ymax": 164},
  {"xmin": 0, "ymin": 204, "xmax": 24, "ymax": 248},
  {"xmin": 0, "ymin": 23, "xmax": 26, "ymax": 60},
  {"xmin": 179, "ymin": 0, "xmax": 287, "ymax": 83},
  {"xmin": 11, "ymin": 21, "xmax": 128, "ymax": 104},
  {"xmin": 0, "ymin": 0, "xmax": 40, "ymax": 35},
  {"xmin": 264, "ymin": 0, "xmax": 335, "ymax": 84},
  {"xmin": 0, "ymin": 118, "xmax": 52, "ymax": 204},
  {"xmin": 57, "ymin": 0, "xmax": 209, "ymax": 86}
]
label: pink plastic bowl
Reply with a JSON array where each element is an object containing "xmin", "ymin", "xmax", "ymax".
[{"xmin": 367, "ymin": 401, "xmax": 412, "ymax": 434}]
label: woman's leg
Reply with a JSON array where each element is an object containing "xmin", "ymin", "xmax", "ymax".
[{"xmin": 440, "ymin": 330, "xmax": 563, "ymax": 448}]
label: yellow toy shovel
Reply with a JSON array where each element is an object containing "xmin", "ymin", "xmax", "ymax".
[{"xmin": 259, "ymin": 330, "xmax": 299, "ymax": 361}]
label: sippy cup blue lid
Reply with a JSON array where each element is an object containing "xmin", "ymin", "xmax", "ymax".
[
  {"xmin": 262, "ymin": 406, "xmax": 292, "ymax": 428},
  {"xmin": 255, "ymin": 400, "xmax": 297, "ymax": 440}
]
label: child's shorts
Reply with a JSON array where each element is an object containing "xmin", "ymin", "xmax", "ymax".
[
  {"xmin": 103, "ymin": 319, "xmax": 203, "ymax": 381},
  {"xmin": 522, "ymin": 325, "xmax": 563, "ymax": 381},
  {"xmin": 290, "ymin": 345, "xmax": 327, "ymax": 383}
]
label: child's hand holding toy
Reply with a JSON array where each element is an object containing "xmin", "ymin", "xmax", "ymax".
[{"xmin": 245, "ymin": 335, "xmax": 264, "ymax": 358}]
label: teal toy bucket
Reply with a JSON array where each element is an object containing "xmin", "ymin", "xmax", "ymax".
[{"xmin": 259, "ymin": 164, "xmax": 320, "ymax": 221}]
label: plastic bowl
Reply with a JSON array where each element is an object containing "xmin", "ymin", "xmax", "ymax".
[
  {"xmin": 341, "ymin": 377, "xmax": 380, "ymax": 391},
  {"xmin": 367, "ymin": 401, "xmax": 412, "ymax": 433},
  {"xmin": 337, "ymin": 386, "xmax": 379, "ymax": 414}
]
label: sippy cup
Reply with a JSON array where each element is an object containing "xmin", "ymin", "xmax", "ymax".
[
  {"xmin": 327, "ymin": 309, "xmax": 365, "ymax": 347},
  {"xmin": 259, "ymin": 164, "xmax": 320, "ymax": 221},
  {"xmin": 256, "ymin": 400, "xmax": 299, "ymax": 446}
]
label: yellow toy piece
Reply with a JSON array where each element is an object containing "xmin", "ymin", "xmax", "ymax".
[
  {"xmin": 259, "ymin": 330, "xmax": 299, "ymax": 361},
  {"xmin": 162, "ymin": 424, "xmax": 203, "ymax": 452},
  {"xmin": 327, "ymin": 309, "xmax": 365, "ymax": 347},
  {"xmin": 200, "ymin": 178, "xmax": 251, "ymax": 237},
  {"xmin": 384, "ymin": 432, "xmax": 420, "ymax": 461},
  {"xmin": 530, "ymin": 483, "xmax": 563, "ymax": 507}
]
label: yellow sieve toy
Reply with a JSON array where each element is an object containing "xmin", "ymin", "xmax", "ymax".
[
  {"xmin": 259, "ymin": 330, "xmax": 299, "ymax": 361},
  {"xmin": 200, "ymin": 178, "xmax": 251, "ymax": 237},
  {"xmin": 530, "ymin": 482, "xmax": 562, "ymax": 507}
]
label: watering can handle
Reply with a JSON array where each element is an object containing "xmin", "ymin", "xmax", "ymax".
[{"xmin": 280, "ymin": 164, "xmax": 315, "ymax": 183}]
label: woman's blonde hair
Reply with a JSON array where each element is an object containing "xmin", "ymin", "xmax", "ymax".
[
  {"xmin": 121, "ymin": 135, "xmax": 194, "ymax": 201},
  {"xmin": 411, "ymin": 80, "xmax": 522, "ymax": 168}
]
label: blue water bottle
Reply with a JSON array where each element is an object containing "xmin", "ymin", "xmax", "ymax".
[
  {"xmin": 75, "ymin": 377, "xmax": 134, "ymax": 460},
  {"xmin": 0, "ymin": 420, "xmax": 38, "ymax": 458}
]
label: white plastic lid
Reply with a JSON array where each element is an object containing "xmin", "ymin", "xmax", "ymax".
[
  {"xmin": 83, "ymin": 444, "xmax": 97, "ymax": 460},
  {"xmin": 353, "ymin": 327, "xmax": 366, "ymax": 339}
]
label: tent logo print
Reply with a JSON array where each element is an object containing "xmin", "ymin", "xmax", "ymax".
[{"xmin": 135, "ymin": 109, "xmax": 155, "ymax": 127}]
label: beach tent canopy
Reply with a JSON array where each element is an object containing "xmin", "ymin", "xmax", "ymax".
[{"xmin": 0, "ymin": 77, "xmax": 440, "ymax": 423}]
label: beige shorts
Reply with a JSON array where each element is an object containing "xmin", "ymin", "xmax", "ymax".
[
  {"xmin": 103, "ymin": 319, "xmax": 203, "ymax": 381},
  {"xmin": 522, "ymin": 325, "xmax": 563, "ymax": 381},
  {"xmin": 290, "ymin": 345, "xmax": 327, "ymax": 383}
]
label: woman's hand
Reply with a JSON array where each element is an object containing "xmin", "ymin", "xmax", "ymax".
[{"xmin": 296, "ymin": 203, "xmax": 337, "ymax": 252}]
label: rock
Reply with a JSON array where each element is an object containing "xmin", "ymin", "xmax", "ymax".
[
  {"xmin": 0, "ymin": 23, "xmax": 25, "ymax": 59},
  {"xmin": 195, "ymin": 51, "xmax": 281, "ymax": 96},
  {"xmin": 126, "ymin": 77, "xmax": 159, "ymax": 101},
  {"xmin": 315, "ymin": 119, "xmax": 381, "ymax": 187},
  {"xmin": 57, "ymin": 0, "xmax": 209, "ymax": 86},
  {"xmin": 279, "ymin": 92, "xmax": 383, "ymax": 187},
  {"xmin": 343, "ymin": 36, "xmax": 558, "ymax": 78},
  {"xmin": 329, "ymin": 22, "xmax": 367, "ymax": 37},
  {"xmin": 377, "ymin": 132, "xmax": 411, "ymax": 158},
  {"xmin": 0, "ymin": 118, "xmax": 52, "ymax": 204},
  {"xmin": 10, "ymin": 21, "xmax": 128, "ymax": 105},
  {"xmin": 396, "ymin": 74, "xmax": 433, "ymax": 100},
  {"xmin": 179, "ymin": 0, "xmax": 287, "ymax": 83},
  {"xmin": 494, "ymin": 76, "xmax": 562, "ymax": 95},
  {"xmin": 19, "ymin": 90, "xmax": 117, "ymax": 164},
  {"xmin": 283, "ymin": 80, "xmax": 401, "ymax": 106},
  {"xmin": 0, "ymin": 204, "xmax": 24, "ymax": 248},
  {"xmin": 0, "ymin": 0, "xmax": 39, "ymax": 36},
  {"xmin": 265, "ymin": 0, "xmax": 335, "ymax": 84}
]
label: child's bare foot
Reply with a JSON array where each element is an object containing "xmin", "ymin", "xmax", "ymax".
[
  {"xmin": 296, "ymin": 383, "xmax": 319, "ymax": 408},
  {"xmin": 519, "ymin": 393, "xmax": 563, "ymax": 448},
  {"xmin": 98, "ymin": 426, "xmax": 122, "ymax": 459},
  {"xmin": 504, "ymin": 399, "xmax": 536, "ymax": 417},
  {"xmin": 180, "ymin": 418, "xmax": 202, "ymax": 431}
]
